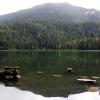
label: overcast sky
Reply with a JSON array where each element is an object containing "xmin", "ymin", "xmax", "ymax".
[{"xmin": 0, "ymin": 0, "xmax": 100, "ymax": 15}]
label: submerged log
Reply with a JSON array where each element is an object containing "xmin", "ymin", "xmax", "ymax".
[
  {"xmin": 91, "ymin": 76, "xmax": 99, "ymax": 79},
  {"xmin": 77, "ymin": 78, "xmax": 96, "ymax": 84},
  {"xmin": 87, "ymin": 86, "xmax": 100, "ymax": 92},
  {"xmin": 52, "ymin": 74, "xmax": 62, "ymax": 77}
]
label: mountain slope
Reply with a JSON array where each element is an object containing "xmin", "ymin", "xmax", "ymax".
[
  {"xmin": 0, "ymin": 3, "xmax": 100, "ymax": 50},
  {"xmin": 0, "ymin": 3, "xmax": 100, "ymax": 23}
]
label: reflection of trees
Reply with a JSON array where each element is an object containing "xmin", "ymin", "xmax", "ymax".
[{"xmin": 0, "ymin": 51, "xmax": 100, "ymax": 75}]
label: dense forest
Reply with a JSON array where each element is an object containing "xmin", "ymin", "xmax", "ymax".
[
  {"xmin": 0, "ymin": 21, "xmax": 100, "ymax": 50},
  {"xmin": 0, "ymin": 3, "xmax": 100, "ymax": 50}
]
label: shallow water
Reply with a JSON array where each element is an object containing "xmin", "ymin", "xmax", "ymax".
[
  {"xmin": 0, "ymin": 84, "xmax": 100, "ymax": 100},
  {"xmin": 0, "ymin": 50, "xmax": 100, "ymax": 96}
]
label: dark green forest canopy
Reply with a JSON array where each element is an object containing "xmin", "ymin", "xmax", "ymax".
[
  {"xmin": 0, "ymin": 3, "xmax": 100, "ymax": 50},
  {"xmin": 0, "ymin": 21, "xmax": 100, "ymax": 50}
]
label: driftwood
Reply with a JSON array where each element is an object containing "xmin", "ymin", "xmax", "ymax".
[
  {"xmin": 77, "ymin": 78, "xmax": 96, "ymax": 84},
  {"xmin": 0, "ymin": 67, "xmax": 20, "ymax": 81}
]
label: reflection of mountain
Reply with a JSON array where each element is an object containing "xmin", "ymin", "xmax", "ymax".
[{"xmin": 0, "ymin": 3, "xmax": 100, "ymax": 23}]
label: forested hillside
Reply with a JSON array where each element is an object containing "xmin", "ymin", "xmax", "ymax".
[{"xmin": 0, "ymin": 3, "xmax": 100, "ymax": 50}]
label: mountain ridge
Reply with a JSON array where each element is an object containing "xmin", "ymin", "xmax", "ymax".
[{"xmin": 0, "ymin": 3, "xmax": 100, "ymax": 23}]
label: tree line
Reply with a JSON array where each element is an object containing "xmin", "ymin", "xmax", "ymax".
[{"xmin": 0, "ymin": 21, "xmax": 100, "ymax": 50}]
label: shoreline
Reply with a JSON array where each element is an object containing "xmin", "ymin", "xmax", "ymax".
[{"xmin": 0, "ymin": 83, "xmax": 100, "ymax": 100}]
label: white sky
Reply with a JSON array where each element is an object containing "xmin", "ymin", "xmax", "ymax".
[{"xmin": 0, "ymin": 0, "xmax": 100, "ymax": 15}]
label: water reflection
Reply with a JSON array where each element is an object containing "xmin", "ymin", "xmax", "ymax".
[
  {"xmin": 0, "ymin": 50, "xmax": 100, "ymax": 75},
  {"xmin": 0, "ymin": 50, "xmax": 100, "ymax": 96}
]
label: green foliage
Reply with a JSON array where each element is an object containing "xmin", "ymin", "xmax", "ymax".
[{"xmin": 0, "ymin": 21, "xmax": 100, "ymax": 50}]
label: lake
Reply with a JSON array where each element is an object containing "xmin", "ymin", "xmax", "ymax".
[{"xmin": 0, "ymin": 50, "xmax": 100, "ymax": 96}]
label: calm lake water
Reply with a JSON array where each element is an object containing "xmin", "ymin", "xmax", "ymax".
[{"xmin": 0, "ymin": 50, "xmax": 100, "ymax": 96}]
